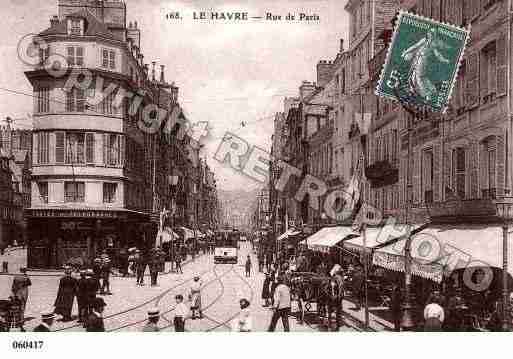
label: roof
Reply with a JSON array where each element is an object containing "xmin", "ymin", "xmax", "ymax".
[
  {"xmin": 40, "ymin": 9, "xmax": 116, "ymax": 40},
  {"xmin": 372, "ymin": 224, "xmax": 513, "ymax": 283},
  {"xmin": 300, "ymin": 226, "xmax": 359, "ymax": 253}
]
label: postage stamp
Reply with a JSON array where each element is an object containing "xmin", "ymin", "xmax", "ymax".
[{"xmin": 376, "ymin": 11, "xmax": 470, "ymax": 113}]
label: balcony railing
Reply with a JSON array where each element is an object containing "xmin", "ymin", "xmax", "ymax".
[{"xmin": 364, "ymin": 160, "xmax": 399, "ymax": 188}]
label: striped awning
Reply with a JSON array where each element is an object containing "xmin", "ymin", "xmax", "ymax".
[{"xmin": 300, "ymin": 226, "xmax": 358, "ymax": 253}]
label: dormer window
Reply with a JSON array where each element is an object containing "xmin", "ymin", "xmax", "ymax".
[{"xmin": 67, "ymin": 18, "xmax": 84, "ymax": 36}]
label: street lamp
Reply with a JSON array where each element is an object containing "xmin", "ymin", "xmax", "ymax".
[{"xmin": 495, "ymin": 198, "xmax": 513, "ymax": 331}]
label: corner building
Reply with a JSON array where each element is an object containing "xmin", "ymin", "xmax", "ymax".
[{"xmin": 25, "ymin": 0, "xmax": 173, "ymax": 268}]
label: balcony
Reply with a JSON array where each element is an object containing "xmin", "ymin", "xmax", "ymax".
[{"xmin": 364, "ymin": 160, "xmax": 399, "ymax": 188}]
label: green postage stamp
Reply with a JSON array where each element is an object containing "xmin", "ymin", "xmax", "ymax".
[{"xmin": 376, "ymin": 11, "xmax": 470, "ymax": 113}]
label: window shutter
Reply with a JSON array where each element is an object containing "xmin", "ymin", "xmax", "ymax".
[
  {"xmin": 55, "ymin": 131, "xmax": 65, "ymax": 163},
  {"xmin": 455, "ymin": 0, "xmax": 463, "ymax": 25},
  {"xmin": 443, "ymin": 148, "xmax": 451, "ymax": 199},
  {"xmin": 479, "ymin": 142, "xmax": 488, "ymax": 195},
  {"xmin": 118, "ymin": 135, "xmax": 125, "ymax": 167},
  {"xmin": 432, "ymin": 0, "xmax": 440, "ymax": 20},
  {"xmin": 86, "ymin": 132, "xmax": 94, "ymax": 164},
  {"xmin": 103, "ymin": 133, "xmax": 108, "ymax": 166},
  {"xmin": 466, "ymin": 53, "xmax": 479, "ymax": 107},
  {"xmin": 463, "ymin": 0, "xmax": 471, "ymax": 24},
  {"xmin": 471, "ymin": 0, "xmax": 480, "ymax": 19},
  {"xmin": 496, "ymin": 33, "xmax": 507, "ymax": 96},
  {"xmin": 469, "ymin": 141, "xmax": 479, "ymax": 198},
  {"xmin": 497, "ymin": 134, "xmax": 506, "ymax": 196},
  {"xmin": 32, "ymin": 133, "xmax": 38, "ymax": 165},
  {"xmin": 413, "ymin": 151, "xmax": 421, "ymax": 204},
  {"xmin": 479, "ymin": 50, "xmax": 488, "ymax": 100},
  {"xmin": 433, "ymin": 143, "xmax": 441, "ymax": 201}
]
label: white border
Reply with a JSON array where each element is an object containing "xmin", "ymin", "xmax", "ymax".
[{"xmin": 375, "ymin": 10, "xmax": 471, "ymax": 114}]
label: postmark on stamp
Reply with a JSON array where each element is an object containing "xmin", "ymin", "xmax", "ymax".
[{"xmin": 376, "ymin": 11, "xmax": 470, "ymax": 113}]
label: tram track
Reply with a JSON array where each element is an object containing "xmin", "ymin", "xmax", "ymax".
[{"xmin": 54, "ymin": 257, "xmax": 212, "ymax": 332}]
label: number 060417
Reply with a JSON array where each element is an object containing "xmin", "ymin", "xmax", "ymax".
[{"xmin": 11, "ymin": 341, "xmax": 44, "ymax": 350}]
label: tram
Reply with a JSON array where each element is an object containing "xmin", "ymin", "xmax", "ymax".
[{"xmin": 214, "ymin": 228, "xmax": 239, "ymax": 264}]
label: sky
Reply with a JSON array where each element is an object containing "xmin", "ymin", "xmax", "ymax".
[{"xmin": 0, "ymin": 0, "xmax": 349, "ymax": 191}]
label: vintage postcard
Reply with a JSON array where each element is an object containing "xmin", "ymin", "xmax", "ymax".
[
  {"xmin": 0, "ymin": 1, "xmax": 512, "ymax": 357},
  {"xmin": 376, "ymin": 11, "xmax": 470, "ymax": 113}
]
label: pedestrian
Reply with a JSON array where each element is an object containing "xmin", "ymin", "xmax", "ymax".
[
  {"xmin": 92, "ymin": 258, "xmax": 102, "ymax": 293},
  {"xmin": 268, "ymin": 275, "xmax": 291, "ymax": 332},
  {"xmin": 136, "ymin": 250, "xmax": 147, "ymax": 286},
  {"xmin": 245, "ymin": 255, "xmax": 252, "ymax": 277},
  {"xmin": 231, "ymin": 298, "xmax": 252, "ymax": 332},
  {"xmin": 86, "ymin": 297, "xmax": 106, "ymax": 332},
  {"xmin": 33, "ymin": 311, "xmax": 55, "ymax": 332},
  {"xmin": 174, "ymin": 294, "xmax": 189, "ymax": 332},
  {"xmin": 351, "ymin": 266, "xmax": 364, "ymax": 310},
  {"xmin": 11, "ymin": 267, "xmax": 31, "ymax": 322},
  {"xmin": 261, "ymin": 272, "xmax": 271, "ymax": 307},
  {"xmin": 390, "ymin": 284, "xmax": 402, "ymax": 332},
  {"xmin": 258, "ymin": 252, "xmax": 264, "ymax": 272},
  {"xmin": 444, "ymin": 288, "xmax": 466, "ymax": 331},
  {"xmin": 424, "ymin": 292, "xmax": 445, "ymax": 332},
  {"xmin": 76, "ymin": 270, "xmax": 88, "ymax": 323},
  {"xmin": 175, "ymin": 251, "xmax": 183, "ymax": 274},
  {"xmin": 54, "ymin": 267, "xmax": 77, "ymax": 322},
  {"xmin": 189, "ymin": 276, "xmax": 202, "ymax": 319},
  {"xmin": 84, "ymin": 269, "xmax": 99, "ymax": 323},
  {"xmin": 100, "ymin": 258, "xmax": 113, "ymax": 295},
  {"xmin": 142, "ymin": 307, "xmax": 160, "ymax": 332},
  {"xmin": 149, "ymin": 248, "xmax": 161, "ymax": 287}
]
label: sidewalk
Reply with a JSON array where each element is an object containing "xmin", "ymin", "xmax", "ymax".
[{"xmin": 342, "ymin": 298, "xmax": 394, "ymax": 331}]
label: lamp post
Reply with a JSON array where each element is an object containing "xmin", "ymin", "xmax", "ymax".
[{"xmin": 495, "ymin": 198, "xmax": 513, "ymax": 331}]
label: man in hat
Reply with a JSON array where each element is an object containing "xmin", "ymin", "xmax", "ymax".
[
  {"xmin": 33, "ymin": 311, "xmax": 55, "ymax": 332},
  {"xmin": 92, "ymin": 258, "xmax": 102, "ymax": 293},
  {"xmin": 11, "ymin": 267, "xmax": 31, "ymax": 322},
  {"xmin": 142, "ymin": 307, "xmax": 160, "ymax": 332},
  {"xmin": 54, "ymin": 267, "xmax": 77, "ymax": 322},
  {"xmin": 84, "ymin": 269, "xmax": 99, "ymax": 320},
  {"xmin": 86, "ymin": 297, "xmax": 106, "ymax": 332},
  {"xmin": 189, "ymin": 276, "xmax": 203, "ymax": 319},
  {"xmin": 76, "ymin": 270, "xmax": 88, "ymax": 323},
  {"xmin": 100, "ymin": 258, "xmax": 112, "ymax": 295},
  {"xmin": 136, "ymin": 250, "xmax": 147, "ymax": 286},
  {"xmin": 268, "ymin": 275, "xmax": 291, "ymax": 332}
]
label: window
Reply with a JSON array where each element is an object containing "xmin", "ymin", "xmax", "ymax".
[
  {"xmin": 55, "ymin": 131, "xmax": 65, "ymax": 163},
  {"xmin": 101, "ymin": 90, "xmax": 115, "ymax": 114},
  {"xmin": 104, "ymin": 134, "xmax": 123, "ymax": 166},
  {"xmin": 102, "ymin": 49, "xmax": 116, "ymax": 69},
  {"xmin": 37, "ymin": 87, "xmax": 50, "ymax": 113},
  {"xmin": 65, "ymin": 132, "xmax": 85, "ymax": 164},
  {"xmin": 103, "ymin": 183, "xmax": 117, "ymax": 203},
  {"xmin": 66, "ymin": 46, "xmax": 84, "ymax": 67},
  {"xmin": 86, "ymin": 133, "xmax": 95, "ymax": 164},
  {"xmin": 37, "ymin": 132, "xmax": 49, "ymax": 164},
  {"xmin": 38, "ymin": 182, "xmax": 48, "ymax": 204},
  {"xmin": 64, "ymin": 181, "xmax": 85, "ymax": 202},
  {"xmin": 480, "ymin": 137, "xmax": 497, "ymax": 199},
  {"xmin": 66, "ymin": 88, "xmax": 85, "ymax": 112},
  {"xmin": 39, "ymin": 46, "xmax": 49, "ymax": 65},
  {"xmin": 480, "ymin": 42, "xmax": 497, "ymax": 101},
  {"xmin": 69, "ymin": 19, "xmax": 82, "ymax": 35},
  {"xmin": 452, "ymin": 147, "xmax": 466, "ymax": 198},
  {"xmin": 422, "ymin": 149, "xmax": 434, "ymax": 203}
]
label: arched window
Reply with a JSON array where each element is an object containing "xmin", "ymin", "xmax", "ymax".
[{"xmin": 480, "ymin": 136, "xmax": 497, "ymax": 199}]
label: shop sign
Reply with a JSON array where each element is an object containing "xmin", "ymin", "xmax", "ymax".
[
  {"xmin": 61, "ymin": 221, "xmax": 94, "ymax": 230},
  {"xmin": 30, "ymin": 209, "xmax": 121, "ymax": 219}
]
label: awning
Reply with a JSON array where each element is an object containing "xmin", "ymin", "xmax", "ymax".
[
  {"xmin": 372, "ymin": 224, "xmax": 513, "ymax": 283},
  {"xmin": 277, "ymin": 229, "xmax": 301, "ymax": 241},
  {"xmin": 344, "ymin": 224, "xmax": 425, "ymax": 253},
  {"xmin": 160, "ymin": 227, "xmax": 179, "ymax": 243},
  {"xmin": 300, "ymin": 226, "xmax": 359, "ymax": 253}
]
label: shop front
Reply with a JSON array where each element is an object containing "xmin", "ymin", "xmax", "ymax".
[{"xmin": 26, "ymin": 208, "xmax": 151, "ymax": 269}]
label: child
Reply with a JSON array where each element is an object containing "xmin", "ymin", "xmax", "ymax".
[{"xmin": 174, "ymin": 294, "xmax": 189, "ymax": 332}]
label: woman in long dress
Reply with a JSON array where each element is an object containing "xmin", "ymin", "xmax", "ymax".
[
  {"xmin": 54, "ymin": 267, "xmax": 77, "ymax": 321},
  {"xmin": 189, "ymin": 276, "xmax": 202, "ymax": 319}
]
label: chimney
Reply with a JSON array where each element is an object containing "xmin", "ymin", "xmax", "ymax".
[
  {"xmin": 151, "ymin": 61, "xmax": 156, "ymax": 82},
  {"xmin": 339, "ymin": 38, "xmax": 344, "ymax": 52},
  {"xmin": 4, "ymin": 117, "xmax": 13, "ymax": 157},
  {"xmin": 316, "ymin": 60, "xmax": 335, "ymax": 88},
  {"xmin": 50, "ymin": 15, "xmax": 59, "ymax": 27},
  {"xmin": 160, "ymin": 64, "xmax": 165, "ymax": 83}
]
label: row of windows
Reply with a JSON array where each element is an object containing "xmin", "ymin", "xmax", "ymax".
[
  {"xmin": 351, "ymin": 0, "xmax": 372, "ymax": 38},
  {"xmin": 39, "ymin": 45, "xmax": 117, "ymax": 70},
  {"xmin": 37, "ymin": 181, "xmax": 117, "ymax": 204},
  {"xmin": 34, "ymin": 131, "xmax": 124, "ymax": 167}
]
